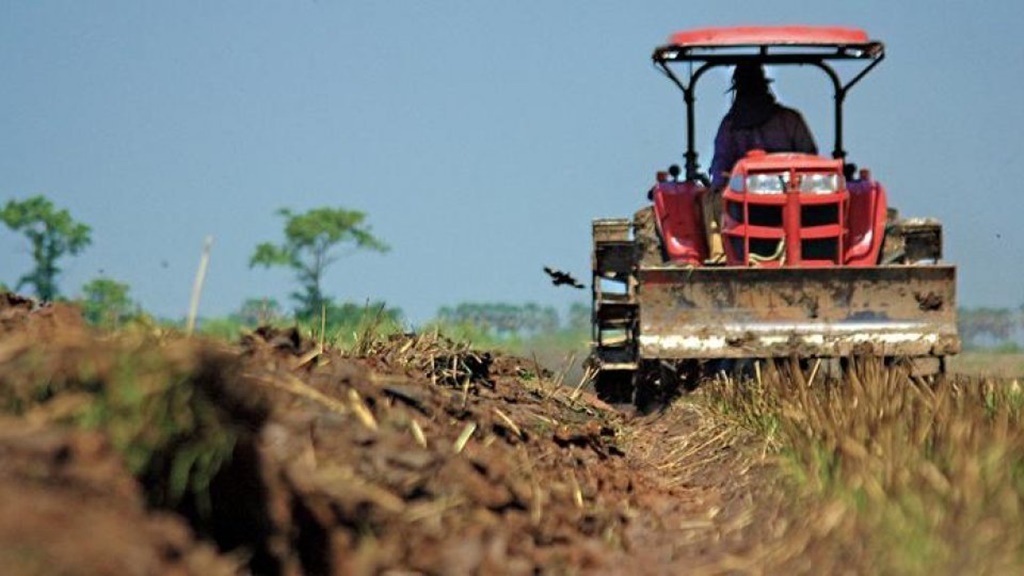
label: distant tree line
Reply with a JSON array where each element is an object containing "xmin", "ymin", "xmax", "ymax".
[
  {"xmin": 436, "ymin": 301, "xmax": 589, "ymax": 339},
  {"xmin": 958, "ymin": 307, "xmax": 1024, "ymax": 351}
]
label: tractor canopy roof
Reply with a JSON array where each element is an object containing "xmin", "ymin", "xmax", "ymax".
[
  {"xmin": 654, "ymin": 25, "xmax": 884, "ymax": 64},
  {"xmin": 653, "ymin": 25, "xmax": 885, "ymax": 173}
]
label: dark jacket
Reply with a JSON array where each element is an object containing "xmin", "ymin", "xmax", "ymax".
[{"xmin": 709, "ymin": 97, "xmax": 817, "ymax": 187}]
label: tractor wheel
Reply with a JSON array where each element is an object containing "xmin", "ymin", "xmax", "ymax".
[
  {"xmin": 634, "ymin": 360, "xmax": 701, "ymax": 414},
  {"xmin": 594, "ymin": 369, "xmax": 635, "ymax": 406}
]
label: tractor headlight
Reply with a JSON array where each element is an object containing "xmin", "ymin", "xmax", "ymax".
[
  {"xmin": 739, "ymin": 172, "xmax": 845, "ymax": 194},
  {"xmin": 745, "ymin": 173, "xmax": 789, "ymax": 194},
  {"xmin": 798, "ymin": 173, "xmax": 844, "ymax": 194}
]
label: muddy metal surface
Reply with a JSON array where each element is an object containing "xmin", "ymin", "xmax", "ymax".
[
  {"xmin": 637, "ymin": 266, "xmax": 959, "ymax": 359},
  {"xmin": 0, "ymin": 296, "xmax": 776, "ymax": 575}
]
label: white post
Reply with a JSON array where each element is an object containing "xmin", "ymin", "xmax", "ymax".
[{"xmin": 186, "ymin": 236, "xmax": 214, "ymax": 336}]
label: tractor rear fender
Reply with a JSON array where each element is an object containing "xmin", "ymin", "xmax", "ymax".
[
  {"xmin": 651, "ymin": 181, "xmax": 708, "ymax": 264},
  {"xmin": 845, "ymin": 178, "xmax": 887, "ymax": 265}
]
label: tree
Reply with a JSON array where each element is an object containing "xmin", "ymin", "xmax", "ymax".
[
  {"xmin": 958, "ymin": 307, "xmax": 1014, "ymax": 349},
  {"xmin": 249, "ymin": 207, "xmax": 389, "ymax": 319},
  {"xmin": 231, "ymin": 297, "xmax": 284, "ymax": 327},
  {"xmin": 1, "ymin": 196, "xmax": 92, "ymax": 301},
  {"xmin": 79, "ymin": 277, "xmax": 138, "ymax": 329}
]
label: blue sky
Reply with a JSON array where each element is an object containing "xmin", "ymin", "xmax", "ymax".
[{"xmin": 3, "ymin": 1, "xmax": 1023, "ymax": 325}]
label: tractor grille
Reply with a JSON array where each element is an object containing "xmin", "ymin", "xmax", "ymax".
[
  {"xmin": 801, "ymin": 204, "xmax": 839, "ymax": 227},
  {"xmin": 729, "ymin": 236, "xmax": 784, "ymax": 260},
  {"xmin": 801, "ymin": 238, "xmax": 839, "ymax": 261},
  {"xmin": 723, "ymin": 192, "xmax": 847, "ymax": 266},
  {"xmin": 728, "ymin": 202, "xmax": 783, "ymax": 227}
]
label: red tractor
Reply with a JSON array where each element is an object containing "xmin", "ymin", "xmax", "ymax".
[{"xmin": 590, "ymin": 26, "xmax": 959, "ymax": 405}]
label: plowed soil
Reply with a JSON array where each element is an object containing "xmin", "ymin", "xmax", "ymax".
[{"xmin": 0, "ymin": 294, "xmax": 776, "ymax": 575}]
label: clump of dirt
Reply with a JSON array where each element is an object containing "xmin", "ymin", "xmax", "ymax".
[
  {"xmin": 0, "ymin": 292, "xmax": 88, "ymax": 339},
  {"xmin": 234, "ymin": 329, "xmax": 641, "ymax": 574},
  {"xmin": 0, "ymin": 419, "xmax": 238, "ymax": 575},
  {"xmin": 0, "ymin": 294, "xmax": 775, "ymax": 575}
]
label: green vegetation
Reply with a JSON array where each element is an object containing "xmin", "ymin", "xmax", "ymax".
[
  {"xmin": 234, "ymin": 297, "xmax": 285, "ymax": 326},
  {"xmin": 78, "ymin": 276, "xmax": 140, "ymax": 330},
  {"xmin": 250, "ymin": 207, "xmax": 389, "ymax": 321},
  {"xmin": 1, "ymin": 195, "xmax": 91, "ymax": 301},
  {"xmin": 430, "ymin": 301, "xmax": 586, "ymax": 343},
  {"xmin": 320, "ymin": 300, "xmax": 403, "ymax": 346},
  {"xmin": 182, "ymin": 298, "xmax": 588, "ymax": 371},
  {"xmin": 0, "ymin": 333, "xmax": 259, "ymax": 515},
  {"xmin": 194, "ymin": 296, "xmax": 404, "ymax": 349},
  {"xmin": 425, "ymin": 301, "xmax": 589, "ymax": 382},
  {"xmin": 436, "ymin": 302, "xmax": 561, "ymax": 339},
  {"xmin": 194, "ymin": 297, "xmax": 286, "ymax": 341}
]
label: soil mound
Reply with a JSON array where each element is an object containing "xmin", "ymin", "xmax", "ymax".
[{"xmin": 0, "ymin": 295, "xmax": 769, "ymax": 575}]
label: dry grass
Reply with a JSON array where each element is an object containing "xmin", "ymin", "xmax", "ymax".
[{"xmin": 699, "ymin": 358, "xmax": 1024, "ymax": 575}]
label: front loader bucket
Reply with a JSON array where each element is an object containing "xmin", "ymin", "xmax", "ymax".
[{"xmin": 636, "ymin": 265, "xmax": 959, "ymax": 360}]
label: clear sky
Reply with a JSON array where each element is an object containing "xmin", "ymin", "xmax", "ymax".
[{"xmin": 3, "ymin": 1, "xmax": 1023, "ymax": 326}]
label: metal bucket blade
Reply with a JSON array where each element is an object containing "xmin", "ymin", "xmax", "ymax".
[{"xmin": 636, "ymin": 265, "xmax": 959, "ymax": 359}]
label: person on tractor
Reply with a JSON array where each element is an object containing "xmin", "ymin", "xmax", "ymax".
[{"xmin": 708, "ymin": 62, "xmax": 817, "ymax": 187}]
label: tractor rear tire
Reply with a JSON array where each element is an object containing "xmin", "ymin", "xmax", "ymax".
[{"xmin": 594, "ymin": 369, "xmax": 635, "ymax": 405}]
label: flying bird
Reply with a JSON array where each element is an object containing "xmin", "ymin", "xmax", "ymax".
[{"xmin": 543, "ymin": 266, "xmax": 584, "ymax": 289}]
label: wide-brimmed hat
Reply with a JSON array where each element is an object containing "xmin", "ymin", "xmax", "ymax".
[{"xmin": 729, "ymin": 62, "xmax": 773, "ymax": 92}]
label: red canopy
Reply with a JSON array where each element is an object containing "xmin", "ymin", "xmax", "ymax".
[
  {"xmin": 666, "ymin": 25, "xmax": 870, "ymax": 48},
  {"xmin": 652, "ymin": 26, "xmax": 885, "ymax": 171}
]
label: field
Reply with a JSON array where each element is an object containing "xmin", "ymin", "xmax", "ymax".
[
  {"xmin": 1, "ymin": 294, "xmax": 1023, "ymax": 575},
  {"xmin": 950, "ymin": 351, "xmax": 1024, "ymax": 380}
]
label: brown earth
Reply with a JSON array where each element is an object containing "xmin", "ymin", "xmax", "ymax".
[{"xmin": 0, "ymin": 295, "xmax": 777, "ymax": 575}]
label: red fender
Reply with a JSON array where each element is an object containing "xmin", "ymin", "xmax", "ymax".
[
  {"xmin": 651, "ymin": 181, "xmax": 708, "ymax": 265},
  {"xmin": 845, "ymin": 174, "xmax": 887, "ymax": 266}
]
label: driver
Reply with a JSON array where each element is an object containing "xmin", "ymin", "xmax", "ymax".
[{"xmin": 708, "ymin": 63, "xmax": 817, "ymax": 187}]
